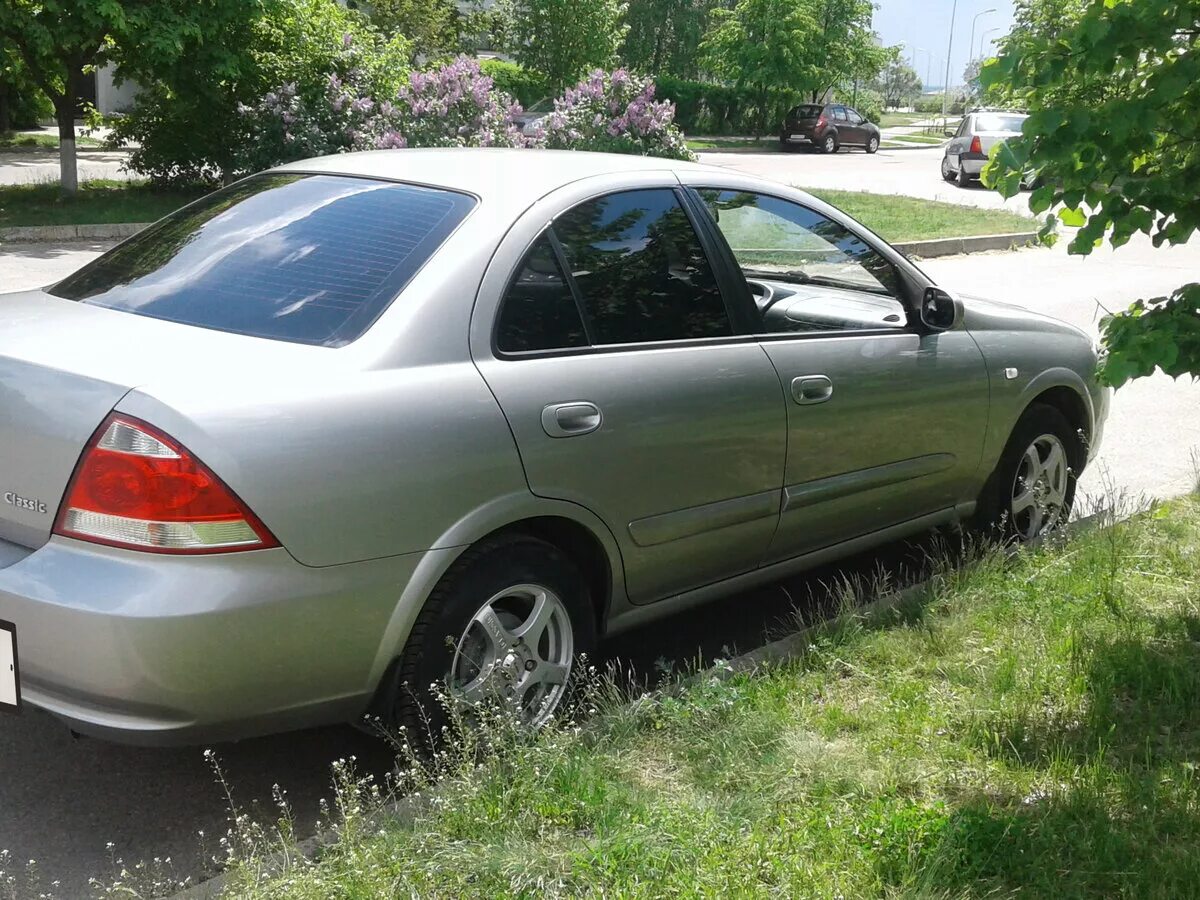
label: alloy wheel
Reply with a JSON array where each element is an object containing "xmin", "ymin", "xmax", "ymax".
[
  {"xmin": 449, "ymin": 583, "xmax": 574, "ymax": 726},
  {"xmin": 824, "ymin": 134, "xmax": 837, "ymax": 153},
  {"xmin": 1009, "ymin": 434, "xmax": 1070, "ymax": 541}
]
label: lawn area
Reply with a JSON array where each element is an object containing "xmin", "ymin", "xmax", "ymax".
[
  {"xmin": 687, "ymin": 137, "xmax": 778, "ymax": 151},
  {"xmin": 0, "ymin": 130, "xmax": 103, "ymax": 152},
  {"xmin": 809, "ymin": 189, "xmax": 1034, "ymax": 241},
  {"xmin": 0, "ymin": 179, "xmax": 205, "ymax": 229},
  {"xmin": 888, "ymin": 133, "xmax": 947, "ymax": 145},
  {"xmin": 879, "ymin": 112, "xmax": 927, "ymax": 128},
  {"xmin": 216, "ymin": 496, "xmax": 1200, "ymax": 898}
]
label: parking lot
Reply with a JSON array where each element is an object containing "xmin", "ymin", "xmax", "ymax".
[{"xmin": 1, "ymin": 151, "xmax": 1198, "ymax": 895}]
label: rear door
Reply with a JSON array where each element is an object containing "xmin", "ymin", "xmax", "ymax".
[
  {"xmin": 472, "ymin": 181, "xmax": 787, "ymax": 603},
  {"xmin": 684, "ymin": 180, "xmax": 990, "ymax": 560}
]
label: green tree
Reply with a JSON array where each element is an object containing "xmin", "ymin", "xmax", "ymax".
[
  {"xmin": 366, "ymin": 0, "xmax": 459, "ymax": 60},
  {"xmin": 509, "ymin": 0, "xmax": 629, "ymax": 92},
  {"xmin": 982, "ymin": 0, "xmax": 1200, "ymax": 386},
  {"xmin": 621, "ymin": 0, "xmax": 720, "ymax": 79},
  {"xmin": 962, "ymin": 57, "xmax": 983, "ymax": 103},
  {"xmin": 0, "ymin": 0, "xmax": 259, "ymax": 194},
  {"xmin": 112, "ymin": 0, "xmax": 409, "ymax": 185},
  {"xmin": 875, "ymin": 52, "xmax": 922, "ymax": 109},
  {"xmin": 701, "ymin": 0, "xmax": 819, "ymax": 135},
  {"xmin": 810, "ymin": 0, "xmax": 887, "ymax": 101}
]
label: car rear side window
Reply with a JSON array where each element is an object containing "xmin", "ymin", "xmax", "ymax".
[
  {"xmin": 50, "ymin": 173, "xmax": 476, "ymax": 347},
  {"xmin": 550, "ymin": 189, "xmax": 732, "ymax": 346},
  {"xmin": 496, "ymin": 235, "xmax": 588, "ymax": 352}
]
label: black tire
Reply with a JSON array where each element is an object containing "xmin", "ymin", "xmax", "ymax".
[
  {"xmin": 382, "ymin": 534, "xmax": 596, "ymax": 745},
  {"xmin": 821, "ymin": 132, "xmax": 838, "ymax": 154},
  {"xmin": 941, "ymin": 156, "xmax": 956, "ymax": 182},
  {"xmin": 866, "ymin": 135, "xmax": 880, "ymax": 154},
  {"xmin": 973, "ymin": 403, "xmax": 1082, "ymax": 543}
]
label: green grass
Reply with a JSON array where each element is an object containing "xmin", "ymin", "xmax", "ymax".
[
  {"xmin": 687, "ymin": 137, "xmax": 778, "ymax": 151},
  {"xmin": 879, "ymin": 112, "xmax": 927, "ymax": 128},
  {"xmin": 888, "ymin": 133, "xmax": 947, "ymax": 145},
  {"xmin": 210, "ymin": 497, "xmax": 1200, "ymax": 899},
  {"xmin": 809, "ymin": 189, "xmax": 1034, "ymax": 241},
  {"xmin": 0, "ymin": 130, "xmax": 103, "ymax": 152},
  {"xmin": 0, "ymin": 179, "xmax": 205, "ymax": 229}
]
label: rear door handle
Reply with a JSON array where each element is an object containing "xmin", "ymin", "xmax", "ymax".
[
  {"xmin": 541, "ymin": 401, "xmax": 603, "ymax": 438},
  {"xmin": 791, "ymin": 375, "xmax": 834, "ymax": 405}
]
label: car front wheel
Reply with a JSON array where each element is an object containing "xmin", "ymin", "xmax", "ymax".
[
  {"xmin": 385, "ymin": 534, "xmax": 595, "ymax": 743},
  {"xmin": 975, "ymin": 403, "xmax": 1081, "ymax": 543},
  {"xmin": 941, "ymin": 156, "xmax": 956, "ymax": 182}
]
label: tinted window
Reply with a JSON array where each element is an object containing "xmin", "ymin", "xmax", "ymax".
[
  {"xmin": 51, "ymin": 174, "xmax": 476, "ymax": 347},
  {"xmin": 789, "ymin": 105, "xmax": 823, "ymax": 119},
  {"xmin": 496, "ymin": 235, "xmax": 588, "ymax": 352},
  {"xmin": 833, "ymin": 107, "xmax": 849, "ymax": 122},
  {"xmin": 846, "ymin": 109, "xmax": 864, "ymax": 125},
  {"xmin": 552, "ymin": 189, "xmax": 731, "ymax": 345},
  {"xmin": 697, "ymin": 189, "xmax": 906, "ymax": 334}
]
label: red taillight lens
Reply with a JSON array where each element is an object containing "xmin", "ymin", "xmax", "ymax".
[
  {"xmin": 817, "ymin": 116, "xmax": 827, "ymax": 128},
  {"xmin": 53, "ymin": 414, "xmax": 279, "ymax": 554},
  {"xmin": 970, "ymin": 135, "xmax": 983, "ymax": 155}
]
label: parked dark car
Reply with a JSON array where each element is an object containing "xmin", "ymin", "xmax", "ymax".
[{"xmin": 780, "ymin": 103, "xmax": 881, "ymax": 154}]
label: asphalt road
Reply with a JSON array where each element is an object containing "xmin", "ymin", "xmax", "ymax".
[{"xmin": 1, "ymin": 161, "xmax": 1198, "ymax": 895}]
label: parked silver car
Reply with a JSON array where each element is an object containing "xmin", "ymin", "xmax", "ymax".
[
  {"xmin": 0, "ymin": 150, "xmax": 1107, "ymax": 744},
  {"xmin": 942, "ymin": 110, "xmax": 1028, "ymax": 186}
]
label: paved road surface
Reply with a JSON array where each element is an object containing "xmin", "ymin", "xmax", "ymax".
[
  {"xmin": 1, "ymin": 227, "xmax": 1197, "ymax": 895},
  {"xmin": 0, "ymin": 151, "xmax": 134, "ymax": 187},
  {"xmin": 700, "ymin": 146, "xmax": 1031, "ymax": 214}
]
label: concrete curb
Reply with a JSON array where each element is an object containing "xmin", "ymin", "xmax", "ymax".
[
  {"xmin": 0, "ymin": 222, "xmax": 148, "ymax": 244},
  {"xmin": 893, "ymin": 231, "xmax": 1039, "ymax": 259}
]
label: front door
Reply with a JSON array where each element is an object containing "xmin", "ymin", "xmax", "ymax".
[
  {"xmin": 474, "ymin": 186, "xmax": 787, "ymax": 603},
  {"xmin": 688, "ymin": 186, "xmax": 990, "ymax": 560}
]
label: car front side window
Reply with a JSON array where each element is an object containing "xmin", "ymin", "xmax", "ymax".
[
  {"xmin": 696, "ymin": 189, "xmax": 907, "ymax": 335},
  {"xmin": 550, "ymin": 188, "xmax": 733, "ymax": 346}
]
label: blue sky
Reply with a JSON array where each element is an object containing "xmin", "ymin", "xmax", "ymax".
[{"xmin": 874, "ymin": 0, "xmax": 1016, "ymax": 90}]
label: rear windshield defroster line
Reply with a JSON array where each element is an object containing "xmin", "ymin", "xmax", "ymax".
[{"xmin": 50, "ymin": 173, "xmax": 477, "ymax": 347}]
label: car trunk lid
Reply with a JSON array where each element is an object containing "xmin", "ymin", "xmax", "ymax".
[{"xmin": 0, "ymin": 290, "xmax": 316, "ymax": 550}]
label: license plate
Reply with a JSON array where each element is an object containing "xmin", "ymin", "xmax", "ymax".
[{"xmin": 0, "ymin": 620, "xmax": 20, "ymax": 714}]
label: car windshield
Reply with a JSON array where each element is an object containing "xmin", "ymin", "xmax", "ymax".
[
  {"xmin": 789, "ymin": 105, "xmax": 823, "ymax": 119},
  {"xmin": 975, "ymin": 114, "xmax": 1027, "ymax": 133},
  {"xmin": 49, "ymin": 173, "xmax": 476, "ymax": 347}
]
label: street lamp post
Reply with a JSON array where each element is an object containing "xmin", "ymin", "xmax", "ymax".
[
  {"xmin": 969, "ymin": 8, "xmax": 997, "ymax": 68},
  {"xmin": 979, "ymin": 27, "xmax": 1001, "ymax": 59},
  {"xmin": 941, "ymin": 0, "xmax": 959, "ymax": 120}
]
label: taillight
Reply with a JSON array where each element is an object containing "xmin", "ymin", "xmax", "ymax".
[
  {"xmin": 817, "ymin": 116, "xmax": 828, "ymax": 128},
  {"xmin": 53, "ymin": 414, "xmax": 279, "ymax": 554},
  {"xmin": 970, "ymin": 135, "xmax": 983, "ymax": 154}
]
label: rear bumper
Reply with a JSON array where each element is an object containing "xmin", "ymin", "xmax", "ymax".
[
  {"xmin": 959, "ymin": 153, "xmax": 989, "ymax": 175},
  {"xmin": 781, "ymin": 130, "xmax": 817, "ymax": 145},
  {"xmin": 0, "ymin": 537, "xmax": 427, "ymax": 744}
]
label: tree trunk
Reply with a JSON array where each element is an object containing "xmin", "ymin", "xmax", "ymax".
[
  {"xmin": 0, "ymin": 91, "xmax": 10, "ymax": 133},
  {"xmin": 55, "ymin": 95, "xmax": 78, "ymax": 195}
]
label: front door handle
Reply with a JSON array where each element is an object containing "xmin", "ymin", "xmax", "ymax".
[
  {"xmin": 541, "ymin": 401, "xmax": 603, "ymax": 438},
  {"xmin": 791, "ymin": 375, "xmax": 834, "ymax": 405}
]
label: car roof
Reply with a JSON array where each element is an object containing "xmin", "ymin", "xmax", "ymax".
[{"xmin": 272, "ymin": 148, "xmax": 717, "ymax": 204}]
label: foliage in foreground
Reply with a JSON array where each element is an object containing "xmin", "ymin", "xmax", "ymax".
[
  {"xmin": 982, "ymin": 0, "xmax": 1200, "ymax": 387},
  {"xmin": 212, "ymin": 497, "xmax": 1200, "ymax": 898}
]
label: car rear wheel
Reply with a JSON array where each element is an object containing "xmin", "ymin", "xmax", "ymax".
[
  {"xmin": 957, "ymin": 164, "xmax": 972, "ymax": 188},
  {"xmin": 384, "ymin": 534, "xmax": 596, "ymax": 743},
  {"xmin": 974, "ymin": 403, "xmax": 1081, "ymax": 543},
  {"xmin": 866, "ymin": 135, "xmax": 879, "ymax": 154},
  {"xmin": 821, "ymin": 133, "xmax": 838, "ymax": 154}
]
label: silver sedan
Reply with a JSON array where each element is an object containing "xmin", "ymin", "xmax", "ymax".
[{"xmin": 0, "ymin": 149, "xmax": 1108, "ymax": 743}]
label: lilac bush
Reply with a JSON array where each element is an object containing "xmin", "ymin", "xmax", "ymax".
[
  {"xmin": 538, "ymin": 69, "xmax": 695, "ymax": 161},
  {"xmin": 380, "ymin": 56, "xmax": 530, "ymax": 149}
]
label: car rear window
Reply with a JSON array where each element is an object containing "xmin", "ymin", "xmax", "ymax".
[
  {"xmin": 789, "ymin": 105, "xmax": 823, "ymax": 119},
  {"xmin": 50, "ymin": 173, "xmax": 476, "ymax": 347},
  {"xmin": 974, "ymin": 114, "xmax": 1027, "ymax": 133}
]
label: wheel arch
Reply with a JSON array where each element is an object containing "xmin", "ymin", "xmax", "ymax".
[{"xmin": 363, "ymin": 493, "xmax": 625, "ymax": 699}]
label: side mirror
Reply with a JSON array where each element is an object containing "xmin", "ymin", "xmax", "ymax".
[
  {"xmin": 921, "ymin": 286, "xmax": 962, "ymax": 331},
  {"xmin": 944, "ymin": 129, "xmax": 955, "ymax": 137}
]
